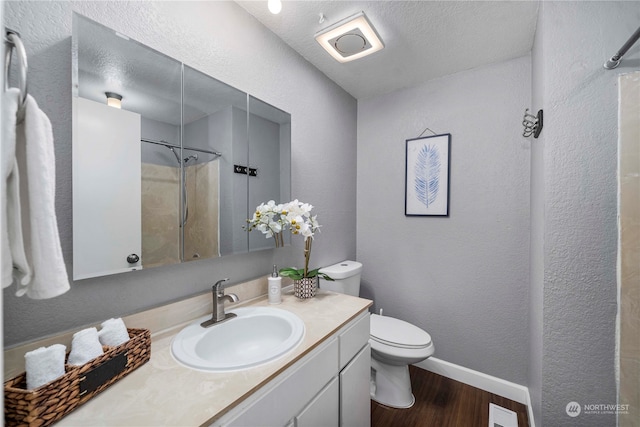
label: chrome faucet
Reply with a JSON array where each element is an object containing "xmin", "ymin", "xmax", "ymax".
[{"xmin": 201, "ymin": 278, "xmax": 239, "ymax": 328}]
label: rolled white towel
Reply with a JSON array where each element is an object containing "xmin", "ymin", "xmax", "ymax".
[
  {"xmin": 98, "ymin": 318, "xmax": 130, "ymax": 347},
  {"xmin": 67, "ymin": 327, "xmax": 104, "ymax": 366},
  {"xmin": 25, "ymin": 344, "xmax": 66, "ymax": 390}
]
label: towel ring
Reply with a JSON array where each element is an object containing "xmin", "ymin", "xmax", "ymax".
[{"xmin": 4, "ymin": 29, "xmax": 28, "ymax": 112}]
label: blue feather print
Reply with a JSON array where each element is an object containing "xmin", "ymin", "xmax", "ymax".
[{"xmin": 414, "ymin": 144, "xmax": 440, "ymax": 208}]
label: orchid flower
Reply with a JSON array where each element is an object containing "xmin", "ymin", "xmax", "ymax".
[{"xmin": 245, "ymin": 199, "xmax": 331, "ymax": 280}]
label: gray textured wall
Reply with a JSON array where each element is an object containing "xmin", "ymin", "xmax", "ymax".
[
  {"xmin": 528, "ymin": 5, "xmax": 545, "ymax": 425},
  {"xmin": 532, "ymin": 2, "xmax": 640, "ymax": 426},
  {"xmin": 3, "ymin": 1, "xmax": 357, "ymax": 346},
  {"xmin": 357, "ymin": 56, "xmax": 532, "ymax": 385}
]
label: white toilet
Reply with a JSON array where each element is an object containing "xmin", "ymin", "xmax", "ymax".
[{"xmin": 319, "ymin": 260, "xmax": 435, "ymax": 408}]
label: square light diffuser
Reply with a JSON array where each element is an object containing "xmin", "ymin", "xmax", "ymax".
[{"xmin": 315, "ymin": 11, "xmax": 384, "ymax": 63}]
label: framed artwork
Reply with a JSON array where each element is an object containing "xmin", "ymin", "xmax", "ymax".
[{"xmin": 405, "ymin": 133, "xmax": 451, "ymax": 216}]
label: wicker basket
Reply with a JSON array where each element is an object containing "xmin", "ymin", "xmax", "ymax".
[{"xmin": 4, "ymin": 328, "xmax": 151, "ymax": 427}]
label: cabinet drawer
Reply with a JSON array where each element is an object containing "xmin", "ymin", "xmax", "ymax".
[{"xmin": 339, "ymin": 311, "xmax": 370, "ymax": 370}]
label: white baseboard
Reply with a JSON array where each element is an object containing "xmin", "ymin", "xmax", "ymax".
[{"xmin": 413, "ymin": 357, "xmax": 536, "ymax": 427}]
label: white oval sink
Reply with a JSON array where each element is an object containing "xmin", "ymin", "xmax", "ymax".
[{"xmin": 171, "ymin": 307, "xmax": 305, "ymax": 372}]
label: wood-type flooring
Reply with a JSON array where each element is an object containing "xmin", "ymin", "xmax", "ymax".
[{"xmin": 371, "ymin": 366, "xmax": 529, "ymax": 427}]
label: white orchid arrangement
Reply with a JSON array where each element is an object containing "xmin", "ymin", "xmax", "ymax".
[{"xmin": 246, "ymin": 200, "xmax": 333, "ymax": 281}]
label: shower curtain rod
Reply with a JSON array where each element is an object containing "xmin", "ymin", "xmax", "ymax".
[
  {"xmin": 604, "ymin": 25, "xmax": 640, "ymax": 69},
  {"xmin": 141, "ymin": 138, "xmax": 222, "ymax": 158}
]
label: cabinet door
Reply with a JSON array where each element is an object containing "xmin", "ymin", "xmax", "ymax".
[
  {"xmin": 73, "ymin": 97, "xmax": 142, "ymax": 279},
  {"xmin": 296, "ymin": 376, "xmax": 339, "ymax": 427},
  {"xmin": 340, "ymin": 344, "xmax": 370, "ymax": 427},
  {"xmin": 339, "ymin": 312, "xmax": 370, "ymax": 371}
]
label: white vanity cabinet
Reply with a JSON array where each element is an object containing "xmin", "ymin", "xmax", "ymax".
[{"xmin": 214, "ymin": 310, "xmax": 370, "ymax": 427}]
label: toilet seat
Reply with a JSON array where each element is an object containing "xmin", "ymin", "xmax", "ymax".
[{"xmin": 370, "ymin": 314, "xmax": 432, "ymax": 349}]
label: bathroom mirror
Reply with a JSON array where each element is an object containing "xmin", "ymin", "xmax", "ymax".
[
  {"xmin": 248, "ymin": 96, "xmax": 291, "ymax": 252},
  {"xmin": 72, "ymin": 14, "xmax": 290, "ymax": 280},
  {"xmin": 182, "ymin": 64, "xmax": 248, "ymax": 259}
]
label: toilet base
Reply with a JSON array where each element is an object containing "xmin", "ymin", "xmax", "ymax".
[{"xmin": 370, "ymin": 358, "xmax": 415, "ymax": 408}]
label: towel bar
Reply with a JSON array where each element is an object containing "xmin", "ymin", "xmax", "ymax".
[{"xmin": 4, "ymin": 28, "xmax": 28, "ymax": 113}]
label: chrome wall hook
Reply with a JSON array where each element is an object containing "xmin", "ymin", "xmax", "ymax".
[{"xmin": 523, "ymin": 109, "xmax": 543, "ymax": 139}]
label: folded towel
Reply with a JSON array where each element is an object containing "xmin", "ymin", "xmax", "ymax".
[
  {"xmin": 67, "ymin": 327, "xmax": 104, "ymax": 366},
  {"xmin": 1, "ymin": 88, "xmax": 31, "ymax": 289},
  {"xmin": 12, "ymin": 93, "xmax": 70, "ymax": 299},
  {"xmin": 98, "ymin": 318, "xmax": 130, "ymax": 347},
  {"xmin": 25, "ymin": 343, "xmax": 66, "ymax": 390}
]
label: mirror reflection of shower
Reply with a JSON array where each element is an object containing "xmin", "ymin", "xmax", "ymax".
[
  {"xmin": 140, "ymin": 137, "xmax": 222, "ymax": 267},
  {"xmin": 167, "ymin": 146, "xmax": 198, "ymax": 227}
]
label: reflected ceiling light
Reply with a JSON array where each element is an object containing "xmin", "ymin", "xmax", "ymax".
[
  {"xmin": 105, "ymin": 92, "xmax": 122, "ymax": 109},
  {"xmin": 268, "ymin": 0, "xmax": 282, "ymax": 15},
  {"xmin": 315, "ymin": 11, "xmax": 384, "ymax": 63}
]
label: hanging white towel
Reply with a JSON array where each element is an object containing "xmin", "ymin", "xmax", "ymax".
[
  {"xmin": 11, "ymin": 93, "xmax": 70, "ymax": 299},
  {"xmin": 2, "ymin": 88, "xmax": 31, "ymax": 288}
]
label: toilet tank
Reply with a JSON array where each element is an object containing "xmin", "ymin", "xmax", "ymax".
[{"xmin": 318, "ymin": 260, "xmax": 363, "ymax": 297}]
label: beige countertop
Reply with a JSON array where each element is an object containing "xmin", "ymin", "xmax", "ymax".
[{"xmin": 51, "ymin": 289, "xmax": 371, "ymax": 426}]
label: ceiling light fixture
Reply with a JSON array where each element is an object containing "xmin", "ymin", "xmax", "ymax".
[
  {"xmin": 105, "ymin": 92, "xmax": 122, "ymax": 109},
  {"xmin": 268, "ymin": 0, "xmax": 282, "ymax": 15},
  {"xmin": 315, "ymin": 11, "xmax": 384, "ymax": 63}
]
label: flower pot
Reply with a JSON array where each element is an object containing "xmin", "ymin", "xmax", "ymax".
[{"xmin": 293, "ymin": 277, "xmax": 317, "ymax": 299}]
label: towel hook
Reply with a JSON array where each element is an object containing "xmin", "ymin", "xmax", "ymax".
[
  {"xmin": 4, "ymin": 28, "xmax": 28, "ymax": 113},
  {"xmin": 522, "ymin": 109, "xmax": 543, "ymax": 138}
]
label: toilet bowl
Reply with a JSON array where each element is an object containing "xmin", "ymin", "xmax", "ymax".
[
  {"xmin": 319, "ymin": 260, "xmax": 435, "ymax": 409},
  {"xmin": 369, "ymin": 313, "xmax": 434, "ymax": 407}
]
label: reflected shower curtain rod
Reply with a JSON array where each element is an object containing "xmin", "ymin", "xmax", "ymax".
[
  {"xmin": 604, "ymin": 25, "xmax": 640, "ymax": 69},
  {"xmin": 140, "ymin": 138, "xmax": 222, "ymax": 158}
]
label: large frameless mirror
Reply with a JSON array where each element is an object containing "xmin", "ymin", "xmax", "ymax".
[
  {"xmin": 182, "ymin": 65, "xmax": 248, "ymax": 259},
  {"xmin": 248, "ymin": 96, "xmax": 291, "ymax": 252},
  {"xmin": 72, "ymin": 14, "xmax": 290, "ymax": 280}
]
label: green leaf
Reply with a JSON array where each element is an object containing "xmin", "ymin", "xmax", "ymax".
[
  {"xmin": 279, "ymin": 267, "xmax": 304, "ymax": 280},
  {"xmin": 306, "ymin": 268, "xmax": 320, "ymax": 278},
  {"xmin": 278, "ymin": 267, "xmax": 333, "ymax": 281},
  {"xmin": 318, "ymin": 273, "xmax": 334, "ymax": 281},
  {"xmin": 305, "ymin": 268, "xmax": 334, "ymax": 281}
]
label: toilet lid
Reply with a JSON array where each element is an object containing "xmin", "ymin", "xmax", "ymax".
[{"xmin": 370, "ymin": 314, "xmax": 432, "ymax": 349}]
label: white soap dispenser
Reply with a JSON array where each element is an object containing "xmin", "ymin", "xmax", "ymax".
[{"xmin": 268, "ymin": 265, "xmax": 282, "ymax": 304}]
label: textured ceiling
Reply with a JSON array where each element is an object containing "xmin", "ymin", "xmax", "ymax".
[
  {"xmin": 76, "ymin": 14, "xmax": 248, "ymax": 126},
  {"xmin": 236, "ymin": 0, "xmax": 539, "ymax": 99},
  {"xmin": 76, "ymin": 14, "xmax": 292, "ymax": 126}
]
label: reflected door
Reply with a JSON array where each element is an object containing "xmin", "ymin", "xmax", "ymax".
[{"xmin": 72, "ymin": 97, "xmax": 141, "ymax": 279}]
